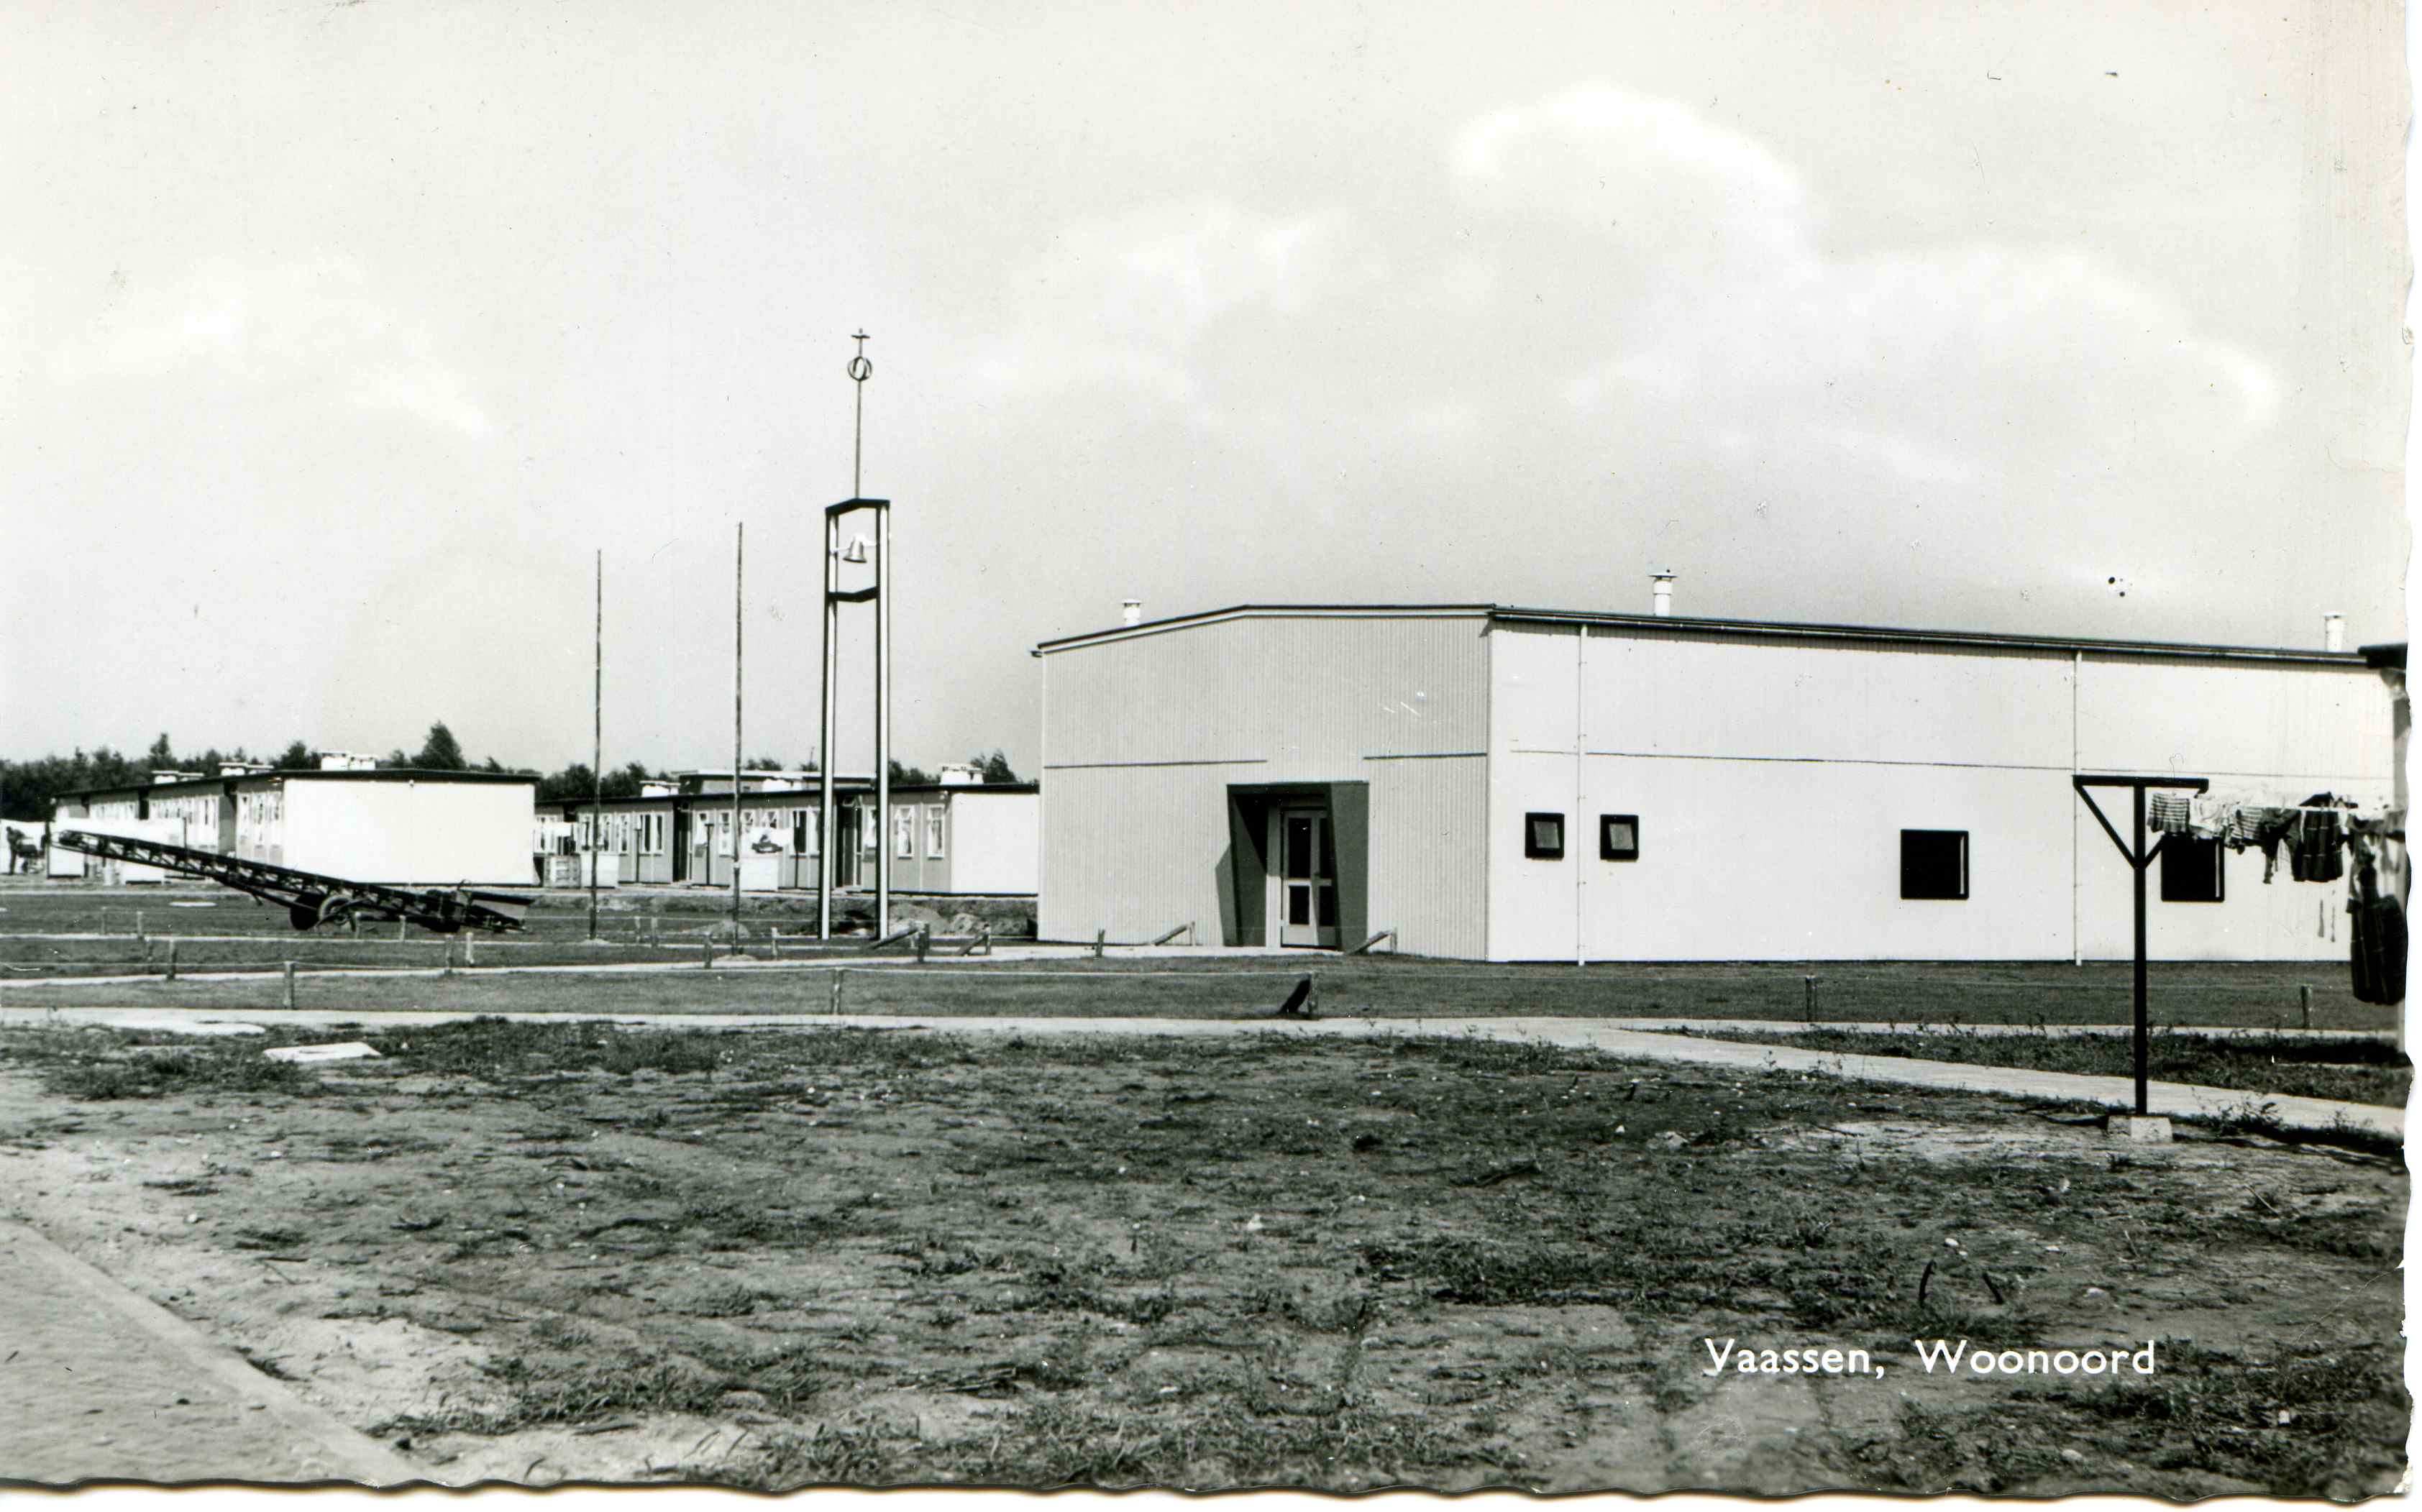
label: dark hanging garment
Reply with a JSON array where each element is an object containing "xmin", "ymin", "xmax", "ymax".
[
  {"xmin": 2290, "ymin": 807, "xmax": 2344, "ymax": 884},
  {"xmin": 2350, "ymin": 863, "xmax": 2406, "ymax": 1005}
]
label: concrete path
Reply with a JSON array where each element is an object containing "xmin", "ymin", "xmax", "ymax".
[
  {"xmin": 0, "ymin": 1006, "xmax": 2399, "ymax": 1140},
  {"xmin": 0, "ymin": 1221, "xmax": 429, "ymax": 1487}
]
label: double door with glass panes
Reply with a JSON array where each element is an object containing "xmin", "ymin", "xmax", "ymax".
[{"xmin": 1269, "ymin": 806, "xmax": 1338, "ymax": 948}]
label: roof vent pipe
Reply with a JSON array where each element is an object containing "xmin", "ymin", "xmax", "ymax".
[
  {"xmin": 1650, "ymin": 572, "xmax": 1676, "ymax": 618},
  {"xmin": 2324, "ymin": 613, "xmax": 2346, "ymax": 652},
  {"xmin": 1122, "ymin": 599, "xmax": 1143, "ymax": 626}
]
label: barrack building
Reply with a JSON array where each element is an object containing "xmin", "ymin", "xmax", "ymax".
[{"xmin": 1032, "ymin": 602, "xmax": 2395, "ymax": 962}]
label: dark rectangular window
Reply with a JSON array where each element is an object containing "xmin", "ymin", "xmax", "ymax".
[
  {"xmin": 2160, "ymin": 835, "xmax": 2226, "ymax": 902},
  {"xmin": 1900, "ymin": 830, "xmax": 1969, "ymax": 900},
  {"xmin": 1524, "ymin": 812, "xmax": 1565, "ymax": 860},
  {"xmin": 1599, "ymin": 814, "xmax": 1640, "ymax": 861}
]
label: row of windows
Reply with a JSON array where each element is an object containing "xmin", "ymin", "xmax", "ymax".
[
  {"xmin": 1518, "ymin": 817, "xmax": 2229, "ymax": 904},
  {"xmin": 1522, "ymin": 812, "xmax": 1640, "ymax": 862}
]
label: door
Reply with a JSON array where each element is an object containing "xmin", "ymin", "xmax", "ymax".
[
  {"xmin": 834, "ymin": 805, "xmax": 861, "ymax": 887},
  {"xmin": 1274, "ymin": 806, "xmax": 1338, "ymax": 948},
  {"xmin": 671, "ymin": 810, "xmax": 690, "ymax": 881}
]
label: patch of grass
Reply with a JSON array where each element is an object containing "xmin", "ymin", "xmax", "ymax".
[
  {"xmin": 1850, "ymin": 1341, "xmax": 2408, "ymax": 1498},
  {"xmin": 365, "ymin": 1017, "xmax": 728, "ymax": 1081},
  {"xmin": 43, "ymin": 1042, "xmax": 323, "ymax": 1101},
  {"xmin": 918, "ymin": 1394, "xmax": 1512, "ymax": 1491},
  {"xmin": 1688, "ymin": 1026, "xmax": 2410, "ymax": 1109},
  {"xmin": 383, "ymin": 1352, "xmax": 737, "ymax": 1436},
  {"xmin": 735, "ymin": 1419, "xmax": 913, "ymax": 1488},
  {"xmin": 17, "ymin": 950, "xmax": 2398, "ymax": 1033}
]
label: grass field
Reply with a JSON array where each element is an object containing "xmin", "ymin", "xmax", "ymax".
[
  {"xmin": 1682, "ymin": 1027, "xmax": 2411, "ymax": 1109},
  {"xmin": 5, "ymin": 951, "xmax": 2397, "ymax": 1034},
  {"xmin": 0, "ymin": 1017, "xmax": 2404, "ymax": 1495},
  {"xmin": 4, "ymin": 881, "xmax": 2392, "ymax": 1032}
]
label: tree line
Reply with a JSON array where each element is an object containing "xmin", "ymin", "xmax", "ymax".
[{"xmin": 1, "ymin": 723, "xmax": 1021, "ymax": 821}]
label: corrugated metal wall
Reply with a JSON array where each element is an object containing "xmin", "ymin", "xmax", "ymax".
[
  {"xmin": 1366, "ymin": 755, "xmax": 1489, "ymax": 958},
  {"xmin": 1041, "ymin": 611, "xmax": 1490, "ymax": 948}
]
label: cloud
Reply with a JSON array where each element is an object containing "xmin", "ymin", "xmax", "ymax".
[
  {"xmin": 1571, "ymin": 243, "xmax": 2284, "ymax": 462},
  {"xmin": 1450, "ymin": 83, "xmax": 1816, "ymax": 278},
  {"xmin": 51, "ymin": 257, "xmax": 490, "ymax": 436},
  {"xmin": 966, "ymin": 81, "xmax": 2285, "ymax": 544},
  {"xmin": 966, "ymin": 201, "xmax": 1370, "ymax": 416}
]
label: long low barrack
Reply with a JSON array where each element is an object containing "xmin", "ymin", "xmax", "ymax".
[{"xmin": 50, "ymin": 830, "xmax": 532, "ymax": 935}]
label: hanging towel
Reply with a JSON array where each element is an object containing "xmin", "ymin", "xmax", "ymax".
[
  {"xmin": 2188, "ymin": 796, "xmax": 2234, "ymax": 840},
  {"xmin": 2147, "ymin": 792, "xmax": 2193, "ymax": 833}
]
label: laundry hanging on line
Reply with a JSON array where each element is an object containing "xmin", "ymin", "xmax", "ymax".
[{"xmin": 2141, "ymin": 791, "xmax": 2378, "ymax": 886}]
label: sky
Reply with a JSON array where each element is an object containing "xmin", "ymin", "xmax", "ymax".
[{"xmin": 3, "ymin": 0, "xmax": 2408, "ymax": 779}]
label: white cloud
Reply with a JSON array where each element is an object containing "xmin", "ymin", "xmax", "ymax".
[
  {"xmin": 51, "ymin": 257, "xmax": 490, "ymax": 436},
  {"xmin": 966, "ymin": 201, "xmax": 1371, "ymax": 426},
  {"xmin": 1450, "ymin": 83, "xmax": 1816, "ymax": 277}
]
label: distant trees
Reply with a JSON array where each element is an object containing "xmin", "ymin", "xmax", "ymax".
[
  {"xmin": 887, "ymin": 758, "xmax": 936, "ymax": 787},
  {"xmin": 970, "ymin": 748, "xmax": 1020, "ymax": 784},
  {"xmin": 536, "ymin": 761, "xmax": 656, "ymax": 804},
  {"xmin": 1, "ymin": 749, "xmax": 146, "ymax": 821},
  {"xmin": 140, "ymin": 733, "xmax": 268, "ymax": 780},
  {"xmin": 273, "ymin": 741, "xmax": 316, "ymax": 771},
  {"xmin": 411, "ymin": 723, "xmax": 467, "ymax": 771}
]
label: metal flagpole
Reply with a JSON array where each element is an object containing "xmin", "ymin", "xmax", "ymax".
[
  {"xmin": 876, "ymin": 498, "xmax": 891, "ymax": 943},
  {"xmin": 589, "ymin": 549, "xmax": 601, "ymax": 941},
  {"xmin": 731, "ymin": 522, "xmax": 744, "ymax": 942}
]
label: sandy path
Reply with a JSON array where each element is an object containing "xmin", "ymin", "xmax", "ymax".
[{"xmin": 0, "ymin": 1220, "xmax": 428, "ymax": 1487}]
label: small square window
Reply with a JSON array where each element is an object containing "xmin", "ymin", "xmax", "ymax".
[
  {"xmin": 1599, "ymin": 814, "xmax": 1640, "ymax": 861},
  {"xmin": 1900, "ymin": 830, "xmax": 1969, "ymax": 900},
  {"xmin": 1524, "ymin": 812, "xmax": 1565, "ymax": 860},
  {"xmin": 2160, "ymin": 835, "xmax": 2225, "ymax": 902}
]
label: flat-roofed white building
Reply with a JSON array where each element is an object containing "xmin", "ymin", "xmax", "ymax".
[
  {"xmin": 52, "ymin": 768, "xmax": 537, "ymax": 888},
  {"xmin": 1033, "ymin": 603, "xmax": 2395, "ymax": 962}
]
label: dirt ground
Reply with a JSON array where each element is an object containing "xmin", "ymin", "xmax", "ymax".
[{"xmin": 0, "ymin": 1016, "xmax": 2403, "ymax": 1495}]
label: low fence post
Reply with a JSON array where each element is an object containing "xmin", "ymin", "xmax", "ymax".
[
  {"xmin": 1804, "ymin": 974, "xmax": 1819, "ymax": 1021},
  {"xmin": 1094, "ymin": 927, "xmax": 1106, "ymax": 959},
  {"xmin": 442, "ymin": 940, "xmax": 454, "ymax": 978},
  {"xmin": 703, "ymin": 935, "xmax": 716, "ymax": 970},
  {"xmin": 283, "ymin": 961, "xmax": 297, "ymax": 1011},
  {"xmin": 136, "ymin": 910, "xmax": 145, "ymax": 943},
  {"xmin": 165, "ymin": 937, "xmax": 178, "ymax": 981},
  {"xmin": 914, "ymin": 926, "xmax": 930, "ymax": 963},
  {"xmin": 465, "ymin": 933, "xmax": 477, "ymax": 967},
  {"xmin": 2300, "ymin": 983, "xmax": 2313, "ymax": 1030},
  {"xmin": 831, "ymin": 967, "xmax": 845, "ymax": 1016},
  {"xmin": 397, "ymin": 918, "xmax": 408, "ymax": 941}
]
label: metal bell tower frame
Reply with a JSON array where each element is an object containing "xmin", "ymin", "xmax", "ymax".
[{"xmin": 818, "ymin": 333, "xmax": 890, "ymax": 941}]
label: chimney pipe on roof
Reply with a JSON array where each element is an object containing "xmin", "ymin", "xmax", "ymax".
[
  {"xmin": 1122, "ymin": 599, "xmax": 1143, "ymax": 626},
  {"xmin": 1650, "ymin": 571, "xmax": 1676, "ymax": 618},
  {"xmin": 2324, "ymin": 613, "xmax": 2346, "ymax": 652}
]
